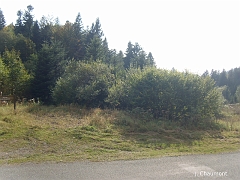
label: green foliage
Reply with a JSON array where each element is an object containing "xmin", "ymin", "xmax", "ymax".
[
  {"xmin": 89, "ymin": 18, "xmax": 104, "ymax": 39},
  {"xmin": 0, "ymin": 28, "xmax": 15, "ymax": 54},
  {"xmin": 210, "ymin": 67, "xmax": 240, "ymax": 103},
  {"xmin": 33, "ymin": 40, "xmax": 66, "ymax": 103},
  {"xmin": 0, "ymin": 9, "xmax": 156, "ymax": 105},
  {"xmin": 0, "ymin": 8, "xmax": 6, "ymax": 30},
  {"xmin": 0, "ymin": 49, "xmax": 31, "ymax": 95},
  {"xmin": 216, "ymin": 86, "xmax": 228, "ymax": 104},
  {"xmin": 108, "ymin": 67, "xmax": 222, "ymax": 126},
  {"xmin": 52, "ymin": 60, "xmax": 114, "ymax": 107},
  {"xmin": 0, "ymin": 58, "xmax": 8, "ymax": 90},
  {"xmin": 124, "ymin": 42, "xmax": 154, "ymax": 70},
  {"xmin": 236, "ymin": 86, "xmax": 240, "ymax": 103},
  {"xmin": 0, "ymin": 28, "xmax": 36, "ymax": 64},
  {"xmin": 85, "ymin": 34, "xmax": 104, "ymax": 61},
  {"xmin": 53, "ymin": 19, "xmax": 84, "ymax": 60},
  {"xmin": 14, "ymin": 34, "xmax": 36, "ymax": 63},
  {"xmin": 14, "ymin": 5, "xmax": 34, "ymax": 38}
]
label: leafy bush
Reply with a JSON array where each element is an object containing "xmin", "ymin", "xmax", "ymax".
[
  {"xmin": 52, "ymin": 60, "xmax": 114, "ymax": 107},
  {"xmin": 107, "ymin": 67, "xmax": 222, "ymax": 126}
]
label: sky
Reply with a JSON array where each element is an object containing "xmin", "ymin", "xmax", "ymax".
[{"xmin": 1, "ymin": 0, "xmax": 239, "ymax": 74}]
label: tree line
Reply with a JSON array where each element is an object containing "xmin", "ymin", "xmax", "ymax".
[
  {"xmin": 0, "ymin": 5, "xmax": 227, "ymax": 126},
  {"xmin": 202, "ymin": 68, "xmax": 240, "ymax": 104},
  {"xmin": 0, "ymin": 5, "xmax": 154, "ymax": 102}
]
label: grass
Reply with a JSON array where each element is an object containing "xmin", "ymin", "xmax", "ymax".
[{"xmin": 0, "ymin": 104, "xmax": 239, "ymax": 165}]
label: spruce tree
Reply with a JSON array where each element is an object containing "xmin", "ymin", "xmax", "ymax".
[
  {"xmin": 85, "ymin": 35, "xmax": 104, "ymax": 61},
  {"xmin": 23, "ymin": 5, "xmax": 34, "ymax": 38},
  {"xmin": 73, "ymin": 13, "xmax": 84, "ymax": 60},
  {"xmin": 14, "ymin": 10, "xmax": 25, "ymax": 35},
  {"xmin": 0, "ymin": 8, "xmax": 6, "ymax": 30},
  {"xmin": 31, "ymin": 20, "xmax": 41, "ymax": 50},
  {"xmin": 33, "ymin": 41, "xmax": 66, "ymax": 104},
  {"xmin": 147, "ymin": 52, "xmax": 155, "ymax": 67},
  {"xmin": 124, "ymin": 42, "xmax": 134, "ymax": 69},
  {"xmin": 14, "ymin": 5, "xmax": 34, "ymax": 37}
]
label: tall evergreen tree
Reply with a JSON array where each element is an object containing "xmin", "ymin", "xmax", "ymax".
[
  {"xmin": 73, "ymin": 13, "xmax": 83, "ymax": 34},
  {"xmin": 85, "ymin": 18, "xmax": 104, "ymax": 55},
  {"xmin": 0, "ymin": 8, "xmax": 6, "ymax": 30},
  {"xmin": 124, "ymin": 42, "xmax": 153, "ymax": 69},
  {"xmin": 72, "ymin": 13, "xmax": 84, "ymax": 60},
  {"xmin": 108, "ymin": 49, "xmax": 124, "ymax": 82},
  {"xmin": 135, "ymin": 50, "xmax": 147, "ymax": 69},
  {"xmin": 14, "ymin": 5, "xmax": 34, "ymax": 37},
  {"xmin": 85, "ymin": 34, "xmax": 104, "ymax": 61},
  {"xmin": 39, "ymin": 16, "xmax": 54, "ymax": 44},
  {"xmin": 218, "ymin": 69, "xmax": 228, "ymax": 87},
  {"xmin": 22, "ymin": 5, "xmax": 34, "ymax": 38},
  {"xmin": 124, "ymin": 42, "xmax": 134, "ymax": 69},
  {"xmin": 202, "ymin": 70, "xmax": 209, "ymax": 77},
  {"xmin": 32, "ymin": 40, "xmax": 66, "ymax": 103},
  {"xmin": 102, "ymin": 37, "xmax": 110, "ymax": 63},
  {"xmin": 14, "ymin": 10, "xmax": 25, "ymax": 35},
  {"xmin": 90, "ymin": 18, "xmax": 104, "ymax": 39},
  {"xmin": 147, "ymin": 52, "xmax": 155, "ymax": 67},
  {"xmin": 31, "ymin": 20, "xmax": 41, "ymax": 50},
  {"xmin": 210, "ymin": 69, "xmax": 220, "ymax": 85}
]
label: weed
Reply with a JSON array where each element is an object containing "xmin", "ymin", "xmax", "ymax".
[
  {"xmin": 81, "ymin": 125, "xmax": 97, "ymax": 132},
  {"xmin": 2, "ymin": 117, "xmax": 13, "ymax": 123}
]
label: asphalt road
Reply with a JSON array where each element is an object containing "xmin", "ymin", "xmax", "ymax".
[{"xmin": 0, "ymin": 151, "xmax": 240, "ymax": 180}]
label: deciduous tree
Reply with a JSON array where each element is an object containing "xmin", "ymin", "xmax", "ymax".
[{"xmin": 0, "ymin": 49, "xmax": 31, "ymax": 109}]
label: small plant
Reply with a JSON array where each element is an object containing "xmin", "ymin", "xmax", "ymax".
[
  {"xmin": 81, "ymin": 125, "xmax": 96, "ymax": 132},
  {"xmin": 2, "ymin": 117, "xmax": 13, "ymax": 123}
]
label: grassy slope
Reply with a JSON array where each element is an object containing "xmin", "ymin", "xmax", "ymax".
[{"xmin": 0, "ymin": 104, "xmax": 239, "ymax": 164}]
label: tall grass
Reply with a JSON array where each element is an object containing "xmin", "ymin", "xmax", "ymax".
[
  {"xmin": 0, "ymin": 103, "xmax": 239, "ymax": 164},
  {"xmin": 217, "ymin": 104, "xmax": 240, "ymax": 131}
]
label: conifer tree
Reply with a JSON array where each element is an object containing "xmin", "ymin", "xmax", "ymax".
[
  {"xmin": 72, "ymin": 13, "xmax": 84, "ymax": 60},
  {"xmin": 90, "ymin": 18, "xmax": 104, "ymax": 39},
  {"xmin": 23, "ymin": 5, "xmax": 34, "ymax": 38},
  {"xmin": 31, "ymin": 20, "xmax": 41, "ymax": 50},
  {"xmin": 33, "ymin": 41, "xmax": 66, "ymax": 103},
  {"xmin": 147, "ymin": 52, "xmax": 155, "ymax": 67},
  {"xmin": 14, "ymin": 10, "xmax": 25, "ymax": 35},
  {"xmin": 102, "ymin": 37, "xmax": 110, "ymax": 63},
  {"xmin": 124, "ymin": 42, "xmax": 134, "ymax": 69},
  {"xmin": 0, "ymin": 8, "xmax": 6, "ymax": 30},
  {"xmin": 14, "ymin": 5, "xmax": 34, "ymax": 38},
  {"xmin": 85, "ymin": 34, "xmax": 104, "ymax": 61},
  {"xmin": 85, "ymin": 18, "xmax": 104, "ymax": 57}
]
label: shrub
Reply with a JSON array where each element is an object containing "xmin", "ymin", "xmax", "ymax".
[
  {"xmin": 52, "ymin": 60, "xmax": 114, "ymax": 107},
  {"xmin": 107, "ymin": 67, "xmax": 222, "ymax": 126}
]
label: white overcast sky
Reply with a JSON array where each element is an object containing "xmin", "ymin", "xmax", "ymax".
[{"xmin": 1, "ymin": 0, "xmax": 239, "ymax": 74}]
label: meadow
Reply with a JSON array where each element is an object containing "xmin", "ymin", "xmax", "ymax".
[{"xmin": 0, "ymin": 104, "xmax": 239, "ymax": 164}]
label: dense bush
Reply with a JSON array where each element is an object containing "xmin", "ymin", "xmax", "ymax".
[
  {"xmin": 107, "ymin": 67, "xmax": 222, "ymax": 125},
  {"xmin": 52, "ymin": 60, "xmax": 114, "ymax": 107}
]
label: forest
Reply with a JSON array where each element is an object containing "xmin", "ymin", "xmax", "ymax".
[
  {"xmin": 0, "ymin": 5, "xmax": 240, "ymax": 126},
  {"xmin": 203, "ymin": 68, "xmax": 240, "ymax": 104}
]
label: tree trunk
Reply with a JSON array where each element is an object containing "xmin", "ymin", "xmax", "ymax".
[{"xmin": 13, "ymin": 94, "xmax": 17, "ymax": 110}]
